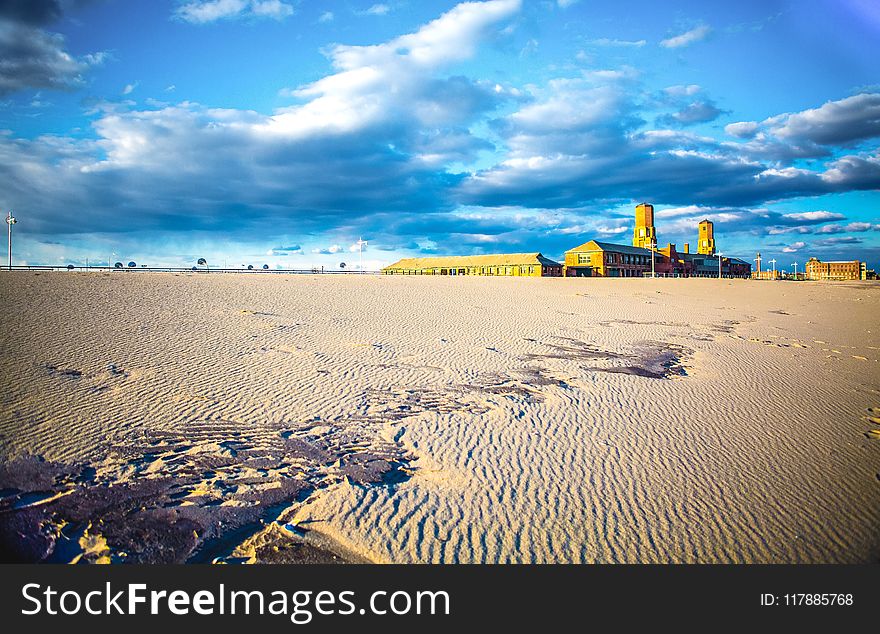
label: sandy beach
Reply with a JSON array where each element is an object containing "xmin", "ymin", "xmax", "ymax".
[{"xmin": 0, "ymin": 271, "xmax": 878, "ymax": 563}]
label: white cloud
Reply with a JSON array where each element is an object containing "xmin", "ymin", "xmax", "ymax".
[
  {"xmin": 250, "ymin": 1, "xmax": 294, "ymax": 19},
  {"xmin": 782, "ymin": 241, "xmax": 806, "ymax": 253},
  {"xmin": 590, "ymin": 38, "xmax": 646, "ymax": 47},
  {"xmin": 175, "ymin": 0, "xmax": 294, "ymax": 24},
  {"xmin": 782, "ymin": 210, "xmax": 845, "ymax": 222},
  {"xmin": 764, "ymin": 92, "xmax": 880, "ymax": 146},
  {"xmin": 366, "ymin": 4, "xmax": 390, "ymax": 16},
  {"xmin": 266, "ymin": 0, "xmax": 519, "ymax": 138},
  {"xmin": 312, "ymin": 244, "xmax": 343, "ymax": 254},
  {"xmin": 595, "ymin": 225, "xmax": 628, "ymax": 234},
  {"xmin": 725, "ymin": 121, "xmax": 759, "ymax": 138},
  {"xmin": 557, "ymin": 0, "xmax": 580, "ymax": 7},
  {"xmin": 663, "ymin": 84, "xmax": 701, "ymax": 97},
  {"xmin": 122, "ymin": 82, "xmax": 138, "ymax": 95},
  {"xmin": 660, "ymin": 24, "xmax": 711, "ymax": 48},
  {"xmin": 319, "ymin": 11, "xmax": 334, "ymax": 23}
]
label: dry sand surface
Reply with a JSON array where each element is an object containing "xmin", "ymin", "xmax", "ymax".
[{"xmin": 1, "ymin": 271, "xmax": 879, "ymax": 563}]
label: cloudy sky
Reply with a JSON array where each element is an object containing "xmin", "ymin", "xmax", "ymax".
[{"xmin": 1, "ymin": 0, "xmax": 879, "ymax": 270}]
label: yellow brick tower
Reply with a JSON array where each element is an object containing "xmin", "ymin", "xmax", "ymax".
[
  {"xmin": 633, "ymin": 203, "xmax": 657, "ymax": 249},
  {"xmin": 697, "ymin": 219, "xmax": 715, "ymax": 255}
]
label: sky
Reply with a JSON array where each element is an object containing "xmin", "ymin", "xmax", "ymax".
[{"xmin": 1, "ymin": 0, "xmax": 879, "ymax": 271}]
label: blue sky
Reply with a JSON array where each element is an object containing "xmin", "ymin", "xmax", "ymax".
[{"xmin": 1, "ymin": 0, "xmax": 879, "ymax": 270}]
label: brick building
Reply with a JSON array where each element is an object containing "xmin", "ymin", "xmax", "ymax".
[{"xmin": 804, "ymin": 257, "xmax": 867, "ymax": 281}]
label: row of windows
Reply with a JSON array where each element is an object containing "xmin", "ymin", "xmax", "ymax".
[{"xmin": 574, "ymin": 251, "xmax": 653, "ymax": 266}]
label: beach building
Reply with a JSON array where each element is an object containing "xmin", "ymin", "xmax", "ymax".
[
  {"xmin": 381, "ymin": 253, "xmax": 563, "ymax": 277},
  {"xmin": 563, "ymin": 205, "xmax": 752, "ymax": 278},
  {"xmin": 563, "ymin": 240, "xmax": 657, "ymax": 277},
  {"xmin": 804, "ymin": 257, "xmax": 867, "ymax": 281}
]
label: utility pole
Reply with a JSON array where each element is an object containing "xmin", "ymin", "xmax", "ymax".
[{"xmin": 6, "ymin": 211, "xmax": 16, "ymax": 270}]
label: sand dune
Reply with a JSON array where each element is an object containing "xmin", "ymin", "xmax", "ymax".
[{"xmin": 1, "ymin": 272, "xmax": 878, "ymax": 563}]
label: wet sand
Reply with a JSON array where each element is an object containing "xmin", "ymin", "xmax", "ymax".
[{"xmin": 0, "ymin": 271, "xmax": 878, "ymax": 563}]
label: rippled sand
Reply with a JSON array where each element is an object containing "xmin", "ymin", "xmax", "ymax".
[{"xmin": 1, "ymin": 272, "xmax": 878, "ymax": 563}]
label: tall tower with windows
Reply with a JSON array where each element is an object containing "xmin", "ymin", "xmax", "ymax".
[
  {"xmin": 633, "ymin": 203, "xmax": 657, "ymax": 249},
  {"xmin": 697, "ymin": 219, "xmax": 716, "ymax": 255}
]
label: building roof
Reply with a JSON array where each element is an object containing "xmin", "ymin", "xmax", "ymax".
[
  {"xmin": 382, "ymin": 252, "xmax": 561, "ymax": 270},
  {"xmin": 565, "ymin": 240, "xmax": 654, "ymax": 257}
]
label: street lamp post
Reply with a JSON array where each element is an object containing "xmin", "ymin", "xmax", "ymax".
[
  {"xmin": 5, "ymin": 211, "xmax": 16, "ymax": 270},
  {"xmin": 650, "ymin": 240, "xmax": 656, "ymax": 278},
  {"xmin": 792, "ymin": 261, "xmax": 798, "ymax": 279},
  {"xmin": 717, "ymin": 252, "xmax": 723, "ymax": 279},
  {"xmin": 769, "ymin": 258, "xmax": 777, "ymax": 280},
  {"xmin": 356, "ymin": 237, "xmax": 367, "ymax": 273}
]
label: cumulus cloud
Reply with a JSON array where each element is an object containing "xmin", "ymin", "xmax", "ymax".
[
  {"xmin": 765, "ymin": 93, "xmax": 880, "ymax": 146},
  {"xmin": 660, "ymin": 24, "xmax": 711, "ymax": 49},
  {"xmin": 0, "ymin": 2, "xmax": 106, "ymax": 96},
  {"xmin": 658, "ymin": 100, "xmax": 725, "ymax": 126},
  {"xmin": 175, "ymin": 0, "xmax": 294, "ymax": 24},
  {"xmin": 0, "ymin": 0, "xmax": 520, "ymax": 239},
  {"xmin": 725, "ymin": 93, "xmax": 880, "ymax": 157},
  {"xmin": 725, "ymin": 121, "xmax": 759, "ymax": 138},
  {"xmin": 460, "ymin": 66, "xmax": 880, "ymax": 212},
  {"xmin": 655, "ymin": 85, "xmax": 726, "ymax": 127},
  {"xmin": 782, "ymin": 241, "xmax": 806, "ymax": 252}
]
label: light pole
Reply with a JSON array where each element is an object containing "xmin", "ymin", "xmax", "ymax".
[
  {"xmin": 792, "ymin": 261, "xmax": 798, "ymax": 279},
  {"xmin": 356, "ymin": 237, "xmax": 367, "ymax": 273},
  {"xmin": 717, "ymin": 252, "xmax": 723, "ymax": 279},
  {"xmin": 649, "ymin": 240, "xmax": 656, "ymax": 278},
  {"xmin": 754, "ymin": 252, "xmax": 762, "ymax": 278},
  {"xmin": 6, "ymin": 210, "xmax": 16, "ymax": 270},
  {"xmin": 769, "ymin": 258, "xmax": 777, "ymax": 280}
]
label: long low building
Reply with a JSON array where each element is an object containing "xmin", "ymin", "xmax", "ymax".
[
  {"xmin": 382, "ymin": 253, "xmax": 563, "ymax": 277},
  {"xmin": 563, "ymin": 240, "xmax": 752, "ymax": 278}
]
